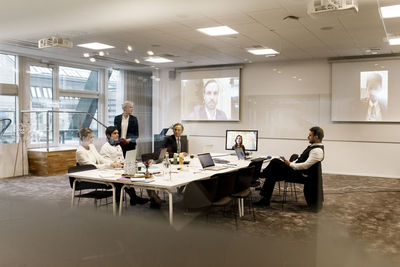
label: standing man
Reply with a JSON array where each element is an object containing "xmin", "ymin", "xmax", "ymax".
[
  {"xmin": 189, "ymin": 80, "xmax": 227, "ymax": 120},
  {"xmin": 114, "ymin": 101, "xmax": 139, "ymax": 157},
  {"xmin": 164, "ymin": 123, "xmax": 188, "ymax": 156},
  {"xmin": 254, "ymin": 126, "xmax": 325, "ymax": 210}
]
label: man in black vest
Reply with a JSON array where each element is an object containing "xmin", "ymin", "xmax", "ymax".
[{"xmin": 254, "ymin": 126, "xmax": 324, "ymax": 207}]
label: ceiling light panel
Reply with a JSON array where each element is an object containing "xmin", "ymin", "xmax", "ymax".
[
  {"xmin": 145, "ymin": 56, "xmax": 173, "ymax": 63},
  {"xmin": 389, "ymin": 37, "xmax": 400, "ymax": 45},
  {"xmin": 380, "ymin": 5, "xmax": 400, "ymax": 19},
  {"xmin": 247, "ymin": 48, "xmax": 279, "ymax": 55},
  {"xmin": 77, "ymin": 42, "xmax": 114, "ymax": 50},
  {"xmin": 197, "ymin": 26, "xmax": 238, "ymax": 36}
]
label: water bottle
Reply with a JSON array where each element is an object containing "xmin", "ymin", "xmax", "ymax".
[{"xmin": 163, "ymin": 152, "xmax": 171, "ymax": 180}]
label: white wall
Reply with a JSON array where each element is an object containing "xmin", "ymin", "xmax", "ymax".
[{"xmin": 153, "ymin": 60, "xmax": 400, "ymax": 178}]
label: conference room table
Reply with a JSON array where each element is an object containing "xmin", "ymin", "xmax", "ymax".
[{"xmin": 69, "ymin": 154, "xmax": 253, "ymax": 225}]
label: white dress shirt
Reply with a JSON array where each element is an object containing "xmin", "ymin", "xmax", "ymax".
[
  {"xmin": 100, "ymin": 142, "xmax": 124, "ymax": 162},
  {"xmin": 290, "ymin": 143, "xmax": 324, "ymax": 171},
  {"xmin": 76, "ymin": 144, "xmax": 112, "ymax": 169},
  {"xmin": 121, "ymin": 115, "xmax": 129, "ymax": 139}
]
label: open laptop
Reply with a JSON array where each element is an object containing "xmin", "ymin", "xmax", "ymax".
[
  {"xmin": 154, "ymin": 148, "xmax": 167, "ymax": 164},
  {"xmin": 125, "ymin": 149, "xmax": 137, "ymax": 162},
  {"xmin": 198, "ymin": 153, "xmax": 228, "ymax": 171},
  {"xmin": 235, "ymin": 147, "xmax": 249, "ymax": 160}
]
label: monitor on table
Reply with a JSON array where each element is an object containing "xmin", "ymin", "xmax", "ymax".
[{"xmin": 225, "ymin": 130, "xmax": 258, "ymax": 152}]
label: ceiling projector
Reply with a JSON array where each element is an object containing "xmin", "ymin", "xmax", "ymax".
[
  {"xmin": 308, "ymin": 0, "xmax": 359, "ymax": 16},
  {"xmin": 38, "ymin": 37, "xmax": 73, "ymax": 49}
]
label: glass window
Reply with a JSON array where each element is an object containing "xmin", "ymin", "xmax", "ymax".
[
  {"xmin": 107, "ymin": 70, "xmax": 123, "ymax": 125},
  {"xmin": 59, "ymin": 66, "xmax": 98, "ymax": 92},
  {"xmin": 58, "ymin": 97, "xmax": 98, "ymax": 145},
  {"xmin": 29, "ymin": 66, "xmax": 54, "ymax": 144},
  {"xmin": 0, "ymin": 96, "xmax": 18, "ymax": 144},
  {"xmin": 0, "ymin": 53, "xmax": 16, "ymax": 84}
]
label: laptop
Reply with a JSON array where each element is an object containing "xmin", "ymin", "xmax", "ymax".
[
  {"xmin": 235, "ymin": 147, "xmax": 249, "ymax": 160},
  {"xmin": 125, "ymin": 149, "xmax": 137, "ymax": 162},
  {"xmin": 154, "ymin": 148, "xmax": 167, "ymax": 164},
  {"xmin": 198, "ymin": 153, "xmax": 228, "ymax": 171}
]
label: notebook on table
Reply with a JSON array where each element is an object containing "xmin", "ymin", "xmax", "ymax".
[{"xmin": 198, "ymin": 153, "xmax": 228, "ymax": 171}]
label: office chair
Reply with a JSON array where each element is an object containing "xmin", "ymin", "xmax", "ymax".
[{"xmin": 68, "ymin": 165, "xmax": 113, "ymax": 207}]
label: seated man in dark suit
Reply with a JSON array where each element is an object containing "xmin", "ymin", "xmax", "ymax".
[
  {"xmin": 254, "ymin": 126, "xmax": 324, "ymax": 209},
  {"xmin": 164, "ymin": 122, "xmax": 188, "ymax": 156}
]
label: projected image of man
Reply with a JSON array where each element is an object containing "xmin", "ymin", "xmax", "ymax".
[
  {"xmin": 189, "ymin": 80, "xmax": 227, "ymax": 120},
  {"xmin": 363, "ymin": 72, "xmax": 385, "ymax": 121}
]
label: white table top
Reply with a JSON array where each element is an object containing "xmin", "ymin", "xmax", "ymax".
[{"xmin": 69, "ymin": 155, "xmax": 252, "ymax": 190}]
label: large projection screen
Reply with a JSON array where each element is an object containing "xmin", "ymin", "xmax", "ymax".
[
  {"xmin": 180, "ymin": 68, "xmax": 240, "ymax": 121},
  {"xmin": 331, "ymin": 59, "xmax": 400, "ymax": 122}
]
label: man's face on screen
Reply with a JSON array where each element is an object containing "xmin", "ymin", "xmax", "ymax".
[{"xmin": 204, "ymin": 82, "xmax": 219, "ymax": 110}]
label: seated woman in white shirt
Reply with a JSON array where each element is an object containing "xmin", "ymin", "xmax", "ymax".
[
  {"xmin": 100, "ymin": 126, "xmax": 163, "ymax": 209},
  {"xmin": 76, "ymin": 127, "xmax": 148, "ymax": 205}
]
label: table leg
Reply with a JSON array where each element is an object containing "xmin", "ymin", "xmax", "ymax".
[
  {"xmin": 168, "ymin": 192, "xmax": 173, "ymax": 225},
  {"xmin": 111, "ymin": 184, "xmax": 116, "ymax": 216},
  {"xmin": 119, "ymin": 185, "xmax": 127, "ymax": 216},
  {"xmin": 71, "ymin": 179, "xmax": 77, "ymax": 208}
]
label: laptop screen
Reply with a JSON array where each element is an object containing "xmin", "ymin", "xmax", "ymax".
[
  {"xmin": 198, "ymin": 153, "xmax": 215, "ymax": 168},
  {"xmin": 235, "ymin": 147, "xmax": 246, "ymax": 159}
]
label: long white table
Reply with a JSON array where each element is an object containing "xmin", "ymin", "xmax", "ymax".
[{"xmin": 69, "ymin": 155, "xmax": 252, "ymax": 224}]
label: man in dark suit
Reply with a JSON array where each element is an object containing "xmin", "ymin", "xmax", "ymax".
[
  {"xmin": 114, "ymin": 101, "xmax": 139, "ymax": 157},
  {"xmin": 164, "ymin": 122, "xmax": 188, "ymax": 156},
  {"xmin": 189, "ymin": 79, "xmax": 227, "ymax": 120}
]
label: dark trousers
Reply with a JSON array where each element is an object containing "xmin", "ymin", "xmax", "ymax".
[
  {"xmin": 260, "ymin": 158, "xmax": 300, "ymax": 202},
  {"xmin": 114, "ymin": 183, "xmax": 137, "ymax": 203}
]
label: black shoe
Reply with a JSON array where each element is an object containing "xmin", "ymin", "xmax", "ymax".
[
  {"xmin": 253, "ymin": 198, "xmax": 270, "ymax": 207},
  {"xmin": 130, "ymin": 196, "xmax": 149, "ymax": 206},
  {"xmin": 150, "ymin": 199, "xmax": 161, "ymax": 209}
]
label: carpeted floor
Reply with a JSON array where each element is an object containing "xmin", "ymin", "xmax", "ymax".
[{"xmin": 0, "ymin": 173, "xmax": 399, "ymax": 266}]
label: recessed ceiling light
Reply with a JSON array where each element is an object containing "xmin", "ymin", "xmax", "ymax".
[
  {"xmin": 89, "ymin": 58, "xmax": 96, "ymax": 62},
  {"xmin": 197, "ymin": 26, "xmax": 238, "ymax": 36},
  {"xmin": 247, "ymin": 48, "xmax": 279, "ymax": 55},
  {"xmin": 380, "ymin": 5, "xmax": 400, "ymax": 18},
  {"xmin": 371, "ymin": 51, "xmax": 378, "ymax": 55},
  {"xmin": 389, "ymin": 37, "xmax": 400, "ymax": 45},
  {"xmin": 127, "ymin": 45, "xmax": 133, "ymax": 51},
  {"xmin": 147, "ymin": 51, "xmax": 154, "ymax": 56},
  {"xmin": 83, "ymin": 53, "xmax": 90, "ymax": 58},
  {"xmin": 98, "ymin": 51, "xmax": 105, "ymax": 56},
  {"xmin": 134, "ymin": 59, "xmax": 140, "ymax": 64},
  {"xmin": 77, "ymin": 42, "xmax": 114, "ymax": 50},
  {"xmin": 145, "ymin": 56, "xmax": 173, "ymax": 63}
]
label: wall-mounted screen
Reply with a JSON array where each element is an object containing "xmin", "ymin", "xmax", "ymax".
[
  {"xmin": 225, "ymin": 130, "xmax": 258, "ymax": 151},
  {"xmin": 180, "ymin": 68, "xmax": 240, "ymax": 121},
  {"xmin": 332, "ymin": 60, "xmax": 400, "ymax": 122}
]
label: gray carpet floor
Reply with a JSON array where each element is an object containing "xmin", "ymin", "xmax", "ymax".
[{"xmin": 0, "ymin": 173, "xmax": 399, "ymax": 267}]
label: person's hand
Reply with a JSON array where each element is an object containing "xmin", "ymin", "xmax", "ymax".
[
  {"xmin": 126, "ymin": 138, "xmax": 131, "ymax": 143},
  {"xmin": 182, "ymin": 152, "xmax": 188, "ymax": 157},
  {"xmin": 111, "ymin": 162, "xmax": 123, "ymax": 168},
  {"xmin": 284, "ymin": 159, "xmax": 291, "ymax": 166}
]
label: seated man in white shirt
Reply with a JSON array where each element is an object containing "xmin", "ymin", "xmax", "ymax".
[
  {"xmin": 254, "ymin": 126, "xmax": 325, "ymax": 208},
  {"xmin": 100, "ymin": 126, "xmax": 124, "ymax": 163}
]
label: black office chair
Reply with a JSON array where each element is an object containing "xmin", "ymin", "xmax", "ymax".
[
  {"xmin": 232, "ymin": 166, "xmax": 256, "ymax": 220},
  {"xmin": 282, "ymin": 161, "xmax": 324, "ymax": 212},
  {"xmin": 68, "ymin": 165, "xmax": 113, "ymax": 207},
  {"xmin": 207, "ymin": 171, "xmax": 238, "ymax": 228},
  {"xmin": 182, "ymin": 178, "xmax": 218, "ymax": 210}
]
